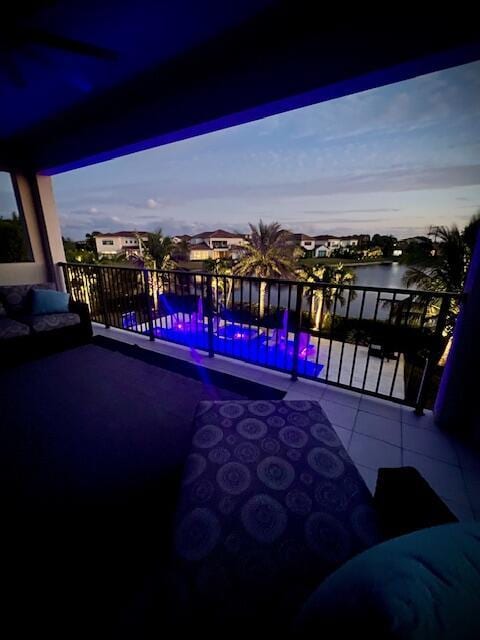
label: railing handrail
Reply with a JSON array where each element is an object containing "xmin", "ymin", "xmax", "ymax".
[{"xmin": 57, "ymin": 262, "xmax": 462, "ymax": 300}]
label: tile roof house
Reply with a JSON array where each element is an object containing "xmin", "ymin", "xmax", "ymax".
[{"xmin": 94, "ymin": 231, "xmax": 149, "ymax": 257}]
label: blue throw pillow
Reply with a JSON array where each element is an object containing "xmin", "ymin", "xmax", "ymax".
[
  {"xmin": 30, "ymin": 288, "xmax": 70, "ymax": 315},
  {"xmin": 296, "ymin": 522, "xmax": 480, "ymax": 639}
]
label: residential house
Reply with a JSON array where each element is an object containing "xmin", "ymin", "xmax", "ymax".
[
  {"xmin": 313, "ymin": 235, "xmax": 363, "ymax": 257},
  {"xmin": 339, "ymin": 235, "xmax": 360, "ymax": 248},
  {"xmin": 95, "ymin": 231, "xmax": 149, "ymax": 257},
  {"xmin": 292, "ymin": 233, "xmax": 316, "ymax": 253},
  {"xmin": 188, "ymin": 229, "xmax": 248, "ymax": 260},
  {"xmin": 315, "ymin": 244, "xmax": 329, "ymax": 258},
  {"xmin": 171, "ymin": 234, "xmax": 192, "ymax": 244},
  {"xmin": 188, "ymin": 242, "xmax": 216, "ymax": 261},
  {"xmin": 313, "ymin": 235, "xmax": 339, "ymax": 257}
]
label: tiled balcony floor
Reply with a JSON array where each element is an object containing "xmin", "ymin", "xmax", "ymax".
[
  {"xmin": 94, "ymin": 324, "xmax": 480, "ymax": 522},
  {"xmin": 285, "ymin": 383, "xmax": 479, "ymax": 522}
]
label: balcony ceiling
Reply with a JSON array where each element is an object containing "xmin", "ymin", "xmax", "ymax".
[{"xmin": 1, "ymin": 1, "xmax": 479, "ymax": 173}]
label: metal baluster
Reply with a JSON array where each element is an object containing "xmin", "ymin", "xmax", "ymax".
[
  {"xmin": 142, "ymin": 269, "xmax": 154, "ymax": 340},
  {"xmin": 414, "ymin": 294, "xmax": 450, "ymax": 415},
  {"xmin": 239, "ymin": 275, "xmax": 244, "ymax": 359},
  {"xmin": 248, "ymin": 280, "xmax": 255, "ymax": 360},
  {"xmin": 264, "ymin": 280, "xmax": 272, "ymax": 366},
  {"xmin": 375, "ymin": 291, "xmax": 397, "ymax": 396},
  {"xmin": 326, "ymin": 285, "xmax": 341, "ymax": 382},
  {"xmin": 206, "ymin": 274, "xmax": 215, "ymax": 358},
  {"xmin": 285, "ymin": 283, "xmax": 292, "ymax": 370},
  {"xmin": 274, "ymin": 282, "xmax": 281, "ymax": 370},
  {"xmin": 349, "ymin": 290, "xmax": 366, "ymax": 389},
  {"xmin": 291, "ymin": 283, "xmax": 304, "ymax": 381},
  {"xmin": 362, "ymin": 290, "xmax": 382, "ymax": 391},
  {"xmin": 96, "ymin": 265, "xmax": 110, "ymax": 328},
  {"xmin": 337, "ymin": 287, "xmax": 353, "ymax": 385}
]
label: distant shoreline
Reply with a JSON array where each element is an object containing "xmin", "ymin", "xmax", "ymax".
[
  {"xmin": 350, "ymin": 260, "xmax": 394, "ymax": 267},
  {"xmin": 299, "ymin": 258, "xmax": 395, "ymax": 268}
]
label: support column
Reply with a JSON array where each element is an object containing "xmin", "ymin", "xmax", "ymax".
[
  {"xmin": 27, "ymin": 173, "xmax": 66, "ymax": 288},
  {"xmin": 434, "ymin": 234, "xmax": 480, "ymax": 443}
]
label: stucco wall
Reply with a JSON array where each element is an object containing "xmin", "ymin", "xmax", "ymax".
[{"xmin": 0, "ymin": 174, "xmax": 65, "ymax": 286}]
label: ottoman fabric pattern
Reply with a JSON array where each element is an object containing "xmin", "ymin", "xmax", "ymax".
[{"xmin": 173, "ymin": 399, "xmax": 382, "ymax": 628}]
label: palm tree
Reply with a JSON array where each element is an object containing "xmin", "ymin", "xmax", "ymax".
[
  {"xmin": 400, "ymin": 214, "xmax": 479, "ymax": 364},
  {"xmin": 141, "ymin": 230, "xmax": 176, "ymax": 271},
  {"xmin": 402, "ymin": 224, "xmax": 466, "ymax": 293},
  {"xmin": 463, "ymin": 211, "xmax": 480, "ymax": 258},
  {"xmin": 138, "ymin": 230, "xmax": 177, "ymax": 310},
  {"xmin": 204, "ymin": 257, "xmax": 233, "ymax": 310},
  {"xmin": 234, "ymin": 220, "xmax": 299, "ymax": 318},
  {"xmin": 297, "ymin": 263, "xmax": 356, "ymax": 330},
  {"xmin": 171, "ymin": 238, "xmax": 191, "ymax": 262}
]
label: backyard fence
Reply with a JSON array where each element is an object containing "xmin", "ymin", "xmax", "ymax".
[{"xmin": 60, "ymin": 262, "xmax": 462, "ymax": 413}]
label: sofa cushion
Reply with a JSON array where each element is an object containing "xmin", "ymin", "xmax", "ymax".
[
  {"xmin": 172, "ymin": 399, "xmax": 383, "ymax": 631},
  {"xmin": 0, "ymin": 317, "xmax": 30, "ymax": 340},
  {"xmin": 297, "ymin": 521, "xmax": 480, "ymax": 640},
  {"xmin": 0, "ymin": 283, "xmax": 56, "ymax": 316},
  {"xmin": 23, "ymin": 312, "xmax": 81, "ymax": 333},
  {"xmin": 30, "ymin": 288, "xmax": 70, "ymax": 315}
]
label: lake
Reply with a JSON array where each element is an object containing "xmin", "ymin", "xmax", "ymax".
[
  {"xmin": 340, "ymin": 262, "xmax": 412, "ymax": 321},
  {"xmin": 352, "ymin": 262, "xmax": 409, "ymax": 290},
  {"xmin": 233, "ymin": 263, "xmax": 414, "ymax": 321}
]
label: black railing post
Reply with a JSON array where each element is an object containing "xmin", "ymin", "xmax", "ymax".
[
  {"xmin": 60, "ymin": 263, "xmax": 70, "ymax": 294},
  {"xmin": 206, "ymin": 274, "xmax": 215, "ymax": 358},
  {"xmin": 96, "ymin": 265, "xmax": 110, "ymax": 328},
  {"xmin": 291, "ymin": 283, "xmax": 304, "ymax": 381},
  {"xmin": 143, "ymin": 269, "xmax": 155, "ymax": 341},
  {"xmin": 414, "ymin": 295, "xmax": 450, "ymax": 415}
]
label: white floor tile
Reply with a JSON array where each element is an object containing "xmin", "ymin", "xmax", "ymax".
[
  {"xmin": 401, "ymin": 407, "xmax": 437, "ymax": 429},
  {"xmin": 356, "ymin": 464, "xmax": 378, "ymax": 495},
  {"xmin": 319, "ymin": 400, "xmax": 358, "ymax": 430},
  {"xmin": 348, "ymin": 432, "xmax": 402, "ymax": 469},
  {"xmin": 402, "ymin": 425, "xmax": 458, "ymax": 465},
  {"xmin": 402, "ymin": 450, "xmax": 469, "ymax": 506},
  {"xmin": 322, "ymin": 386, "xmax": 361, "ymax": 409},
  {"xmin": 359, "ymin": 395, "xmax": 402, "ymax": 420},
  {"xmin": 354, "ymin": 411, "xmax": 402, "ymax": 446},
  {"xmin": 287, "ymin": 380, "xmax": 326, "ymax": 400},
  {"xmin": 284, "ymin": 390, "xmax": 321, "ymax": 402},
  {"xmin": 332, "ymin": 424, "xmax": 353, "ymax": 450}
]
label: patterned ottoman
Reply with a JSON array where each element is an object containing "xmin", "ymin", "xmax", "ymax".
[{"xmin": 172, "ymin": 399, "xmax": 383, "ymax": 632}]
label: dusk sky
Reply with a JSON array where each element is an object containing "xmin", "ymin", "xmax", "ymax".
[{"xmin": 54, "ymin": 60, "xmax": 480, "ymax": 241}]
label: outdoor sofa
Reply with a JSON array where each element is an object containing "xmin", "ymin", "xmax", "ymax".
[{"xmin": 0, "ymin": 283, "xmax": 92, "ymax": 365}]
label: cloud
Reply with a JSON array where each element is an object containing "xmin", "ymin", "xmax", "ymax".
[
  {"xmin": 53, "ymin": 61, "xmax": 480, "ymax": 241},
  {"xmin": 300, "ymin": 208, "xmax": 401, "ymax": 216}
]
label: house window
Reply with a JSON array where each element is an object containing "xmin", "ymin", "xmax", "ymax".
[
  {"xmin": 102, "ymin": 240, "xmax": 114, "ymax": 245},
  {"xmin": 0, "ymin": 172, "xmax": 33, "ymax": 263}
]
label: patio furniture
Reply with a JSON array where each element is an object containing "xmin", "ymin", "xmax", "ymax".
[
  {"xmin": 298, "ymin": 521, "xmax": 480, "ymax": 638},
  {"xmin": 0, "ymin": 283, "xmax": 92, "ymax": 365},
  {"xmin": 171, "ymin": 398, "xmax": 383, "ymax": 632}
]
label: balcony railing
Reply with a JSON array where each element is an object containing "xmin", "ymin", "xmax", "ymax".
[{"xmin": 60, "ymin": 262, "xmax": 462, "ymax": 413}]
